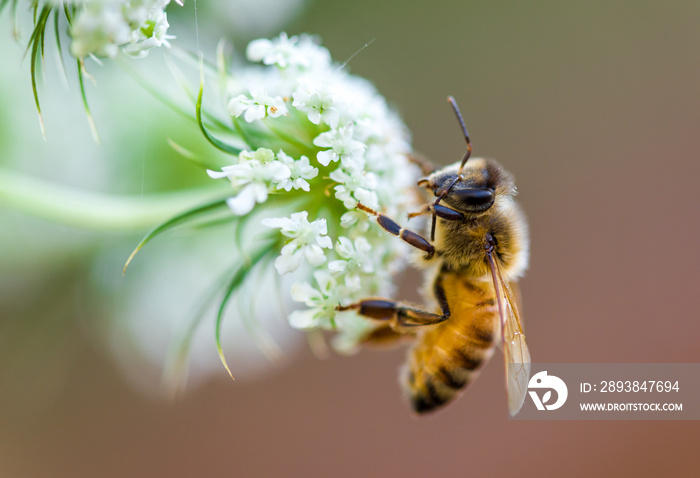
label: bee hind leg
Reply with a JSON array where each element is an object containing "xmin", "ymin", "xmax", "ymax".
[
  {"xmin": 338, "ymin": 298, "xmax": 449, "ymax": 328},
  {"xmin": 337, "ymin": 272, "xmax": 450, "ymax": 329}
]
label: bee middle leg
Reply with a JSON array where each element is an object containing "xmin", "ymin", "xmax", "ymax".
[{"xmin": 408, "ymin": 152, "xmax": 437, "ymax": 176}]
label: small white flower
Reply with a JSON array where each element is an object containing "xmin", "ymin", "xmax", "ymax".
[
  {"xmin": 339, "ymin": 211, "xmax": 370, "ymax": 232},
  {"xmin": 125, "ymin": 8, "xmax": 174, "ymax": 54},
  {"xmin": 208, "ymin": 157, "xmax": 291, "ymax": 215},
  {"xmin": 226, "ymin": 183, "xmax": 268, "ymax": 215},
  {"xmin": 228, "ymin": 88, "xmax": 288, "ymax": 123},
  {"xmin": 69, "ymin": 0, "xmax": 181, "ymax": 59},
  {"xmin": 289, "ymin": 271, "xmax": 342, "ymax": 329},
  {"xmin": 328, "ymin": 237, "xmax": 374, "ymax": 290},
  {"xmin": 313, "ymin": 125, "xmax": 366, "ymax": 169},
  {"xmin": 70, "ymin": 6, "xmax": 132, "ymax": 58},
  {"xmin": 329, "ymin": 167, "xmax": 379, "ymax": 209},
  {"xmin": 246, "ymin": 32, "xmax": 297, "ymax": 67},
  {"xmin": 292, "ymin": 77, "xmax": 339, "ymax": 126},
  {"xmin": 247, "ymin": 32, "xmax": 331, "ymax": 70},
  {"xmin": 262, "ymin": 211, "xmax": 333, "ymax": 274},
  {"xmin": 294, "ymin": 35, "xmax": 333, "ymax": 70},
  {"xmin": 275, "ymin": 152, "xmax": 319, "ymax": 192}
]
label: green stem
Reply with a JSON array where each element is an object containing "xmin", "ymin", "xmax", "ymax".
[{"xmin": 0, "ymin": 168, "xmax": 229, "ymax": 232}]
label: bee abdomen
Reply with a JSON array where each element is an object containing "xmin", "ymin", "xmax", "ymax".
[
  {"xmin": 402, "ymin": 344, "xmax": 491, "ymax": 414},
  {"xmin": 402, "ymin": 368, "xmax": 469, "ymax": 414},
  {"xmin": 400, "ymin": 269, "xmax": 499, "ymax": 414}
]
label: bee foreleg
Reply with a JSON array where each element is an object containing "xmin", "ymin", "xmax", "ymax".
[
  {"xmin": 408, "ymin": 204, "xmax": 464, "ymax": 221},
  {"xmin": 356, "ymin": 203, "xmax": 435, "ymax": 259},
  {"xmin": 432, "ymin": 204, "xmax": 464, "ymax": 221}
]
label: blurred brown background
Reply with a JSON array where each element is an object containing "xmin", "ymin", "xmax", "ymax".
[{"xmin": 2, "ymin": 1, "xmax": 700, "ymax": 477}]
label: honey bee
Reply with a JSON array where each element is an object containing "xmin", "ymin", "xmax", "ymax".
[{"xmin": 337, "ymin": 97, "xmax": 531, "ymax": 415}]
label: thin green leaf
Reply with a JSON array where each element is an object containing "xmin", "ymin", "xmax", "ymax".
[
  {"xmin": 28, "ymin": 4, "xmax": 53, "ymax": 139},
  {"xmin": 62, "ymin": 3, "xmax": 73, "ymax": 24},
  {"xmin": 162, "ymin": 259, "xmax": 240, "ymax": 395},
  {"xmin": 196, "ymin": 77, "xmax": 243, "ymax": 156},
  {"xmin": 215, "ymin": 237, "xmax": 275, "ymax": 380},
  {"xmin": 77, "ymin": 58, "xmax": 100, "ymax": 143},
  {"xmin": 120, "ymin": 53, "xmax": 231, "ymax": 135},
  {"xmin": 24, "ymin": 4, "xmax": 51, "ymax": 60},
  {"xmin": 0, "ymin": 0, "xmax": 12, "ymax": 15},
  {"xmin": 216, "ymin": 39, "xmax": 229, "ymax": 94},
  {"xmin": 30, "ymin": 32, "xmax": 45, "ymax": 138},
  {"xmin": 10, "ymin": 0, "xmax": 20, "ymax": 40},
  {"xmin": 39, "ymin": 7, "xmax": 46, "ymax": 79},
  {"xmin": 123, "ymin": 197, "xmax": 230, "ymax": 274},
  {"xmin": 237, "ymin": 253, "xmax": 284, "ymax": 364},
  {"xmin": 163, "ymin": 53, "xmax": 196, "ymax": 106},
  {"xmin": 53, "ymin": 8, "xmax": 68, "ymax": 86},
  {"xmin": 188, "ymin": 213, "xmax": 240, "ymax": 231},
  {"xmin": 233, "ymin": 207, "xmax": 257, "ymax": 259},
  {"xmin": 165, "ymin": 48, "xmax": 233, "ymax": 130},
  {"xmin": 165, "ymin": 138, "xmax": 224, "ymax": 171}
]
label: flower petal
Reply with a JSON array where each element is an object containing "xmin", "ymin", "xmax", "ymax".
[
  {"xmin": 261, "ymin": 216, "xmax": 296, "ymax": 230},
  {"xmin": 288, "ymin": 309, "xmax": 319, "ymax": 329},
  {"xmin": 207, "ymin": 169, "xmax": 230, "ymax": 179},
  {"xmin": 226, "ymin": 189, "xmax": 257, "ymax": 215},
  {"xmin": 291, "ymin": 281, "xmax": 322, "ymax": 303},
  {"xmin": 244, "ymin": 104, "xmax": 266, "ymax": 122},
  {"xmin": 246, "ymin": 38, "xmax": 272, "ymax": 62},
  {"xmin": 328, "ymin": 260, "xmax": 347, "ymax": 274},
  {"xmin": 316, "ymin": 150, "xmax": 336, "ymax": 167},
  {"xmin": 316, "ymin": 235, "xmax": 333, "ymax": 249},
  {"xmin": 274, "ymin": 251, "xmax": 302, "ymax": 274},
  {"xmin": 304, "ymin": 244, "xmax": 327, "ymax": 267}
]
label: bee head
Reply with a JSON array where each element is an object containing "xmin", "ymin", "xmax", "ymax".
[
  {"xmin": 419, "ymin": 158, "xmax": 514, "ymax": 214},
  {"xmin": 418, "ymin": 97, "xmax": 516, "ymax": 241}
]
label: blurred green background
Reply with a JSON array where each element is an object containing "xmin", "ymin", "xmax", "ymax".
[{"xmin": 1, "ymin": 1, "xmax": 699, "ymax": 476}]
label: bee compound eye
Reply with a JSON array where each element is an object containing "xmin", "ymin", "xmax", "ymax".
[{"xmin": 451, "ymin": 188, "xmax": 495, "ymax": 209}]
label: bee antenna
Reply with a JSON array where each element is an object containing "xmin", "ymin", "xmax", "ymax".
[
  {"xmin": 447, "ymin": 96, "xmax": 472, "ymax": 170},
  {"xmin": 429, "ymin": 97, "xmax": 472, "ymax": 241}
]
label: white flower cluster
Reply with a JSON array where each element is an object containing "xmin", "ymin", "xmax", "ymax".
[
  {"xmin": 209, "ymin": 33, "xmax": 420, "ymax": 352},
  {"xmin": 69, "ymin": 0, "xmax": 183, "ymax": 59},
  {"xmin": 207, "ymin": 148, "xmax": 317, "ymax": 215}
]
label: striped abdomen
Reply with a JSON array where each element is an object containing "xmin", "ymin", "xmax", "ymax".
[{"xmin": 402, "ymin": 272, "xmax": 499, "ymax": 413}]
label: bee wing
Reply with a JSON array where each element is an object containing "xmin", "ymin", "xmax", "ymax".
[{"xmin": 486, "ymin": 251, "xmax": 531, "ymax": 416}]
